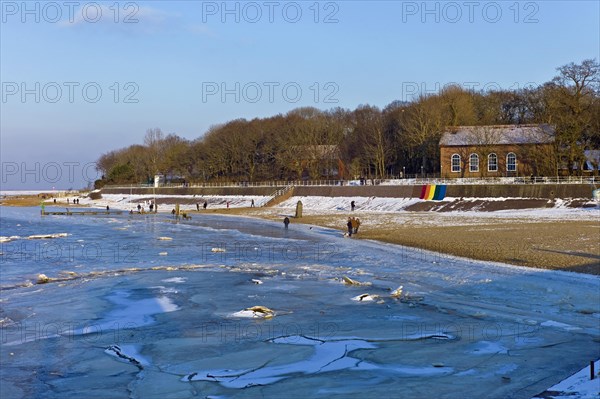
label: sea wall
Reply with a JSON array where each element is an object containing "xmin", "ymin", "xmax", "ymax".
[
  {"xmin": 292, "ymin": 184, "xmax": 594, "ymax": 199},
  {"xmin": 100, "ymin": 183, "xmax": 594, "ymax": 199}
]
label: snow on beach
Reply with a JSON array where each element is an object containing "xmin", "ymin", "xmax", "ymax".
[
  {"xmin": 276, "ymin": 195, "xmax": 599, "ymax": 225},
  {"xmin": 77, "ymin": 192, "xmax": 599, "ymax": 222},
  {"xmin": 532, "ymin": 360, "xmax": 600, "ymax": 399},
  {"xmin": 77, "ymin": 193, "xmax": 272, "ymax": 211}
]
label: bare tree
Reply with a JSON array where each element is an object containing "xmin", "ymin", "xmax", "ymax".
[
  {"xmin": 144, "ymin": 128, "xmax": 165, "ymax": 178},
  {"xmin": 547, "ymin": 59, "xmax": 600, "ymax": 174}
]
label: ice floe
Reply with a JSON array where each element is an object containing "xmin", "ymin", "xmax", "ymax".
[
  {"xmin": 36, "ymin": 274, "xmax": 50, "ymax": 284},
  {"xmin": 390, "ymin": 285, "xmax": 403, "ymax": 298},
  {"xmin": 105, "ymin": 344, "xmax": 150, "ymax": 370},
  {"xmin": 182, "ymin": 334, "xmax": 454, "ymax": 388},
  {"xmin": 230, "ymin": 305, "xmax": 275, "ymax": 319},
  {"xmin": 342, "ymin": 276, "xmax": 372, "ymax": 286},
  {"xmin": 27, "ymin": 233, "xmax": 68, "ymax": 239},
  {"xmin": 351, "ymin": 293, "xmax": 380, "ymax": 302}
]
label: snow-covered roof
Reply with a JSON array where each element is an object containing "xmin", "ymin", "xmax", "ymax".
[{"xmin": 440, "ymin": 124, "xmax": 555, "ymax": 146}]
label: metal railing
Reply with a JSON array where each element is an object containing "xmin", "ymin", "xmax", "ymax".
[{"xmin": 101, "ymin": 175, "xmax": 599, "ymax": 190}]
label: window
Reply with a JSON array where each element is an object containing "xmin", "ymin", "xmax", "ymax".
[
  {"xmin": 451, "ymin": 154, "xmax": 461, "ymax": 173},
  {"xmin": 507, "ymin": 152, "xmax": 517, "ymax": 172},
  {"xmin": 488, "ymin": 153, "xmax": 498, "ymax": 172},
  {"xmin": 469, "ymin": 153, "xmax": 479, "ymax": 172}
]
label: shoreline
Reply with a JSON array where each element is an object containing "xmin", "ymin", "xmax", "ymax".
[
  {"xmin": 2, "ymin": 193, "xmax": 599, "ymax": 275},
  {"xmin": 195, "ymin": 207, "xmax": 600, "ymax": 275}
]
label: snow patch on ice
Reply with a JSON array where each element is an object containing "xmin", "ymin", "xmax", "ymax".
[
  {"xmin": 161, "ymin": 277, "xmax": 186, "ymax": 283},
  {"xmin": 75, "ymin": 290, "xmax": 179, "ymax": 335},
  {"xmin": 541, "ymin": 320, "xmax": 582, "ymax": 331}
]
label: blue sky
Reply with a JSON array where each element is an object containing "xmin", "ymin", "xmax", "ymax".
[{"xmin": 1, "ymin": 0, "xmax": 599, "ymax": 189}]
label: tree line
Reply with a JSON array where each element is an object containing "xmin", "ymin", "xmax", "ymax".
[{"xmin": 95, "ymin": 59, "xmax": 599, "ymax": 187}]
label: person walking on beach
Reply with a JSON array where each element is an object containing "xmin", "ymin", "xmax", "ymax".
[
  {"xmin": 283, "ymin": 216, "xmax": 290, "ymax": 229},
  {"xmin": 149, "ymin": 202, "xmax": 154, "ymax": 212},
  {"xmin": 354, "ymin": 218, "xmax": 361, "ymax": 234},
  {"xmin": 203, "ymin": 201, "xmax": 208, "ymax": 209},
  {"xmin": 196, "ymin": 203, "xmax": 200, "ymax": 211},
  {"xmin": 251, "ymin": 199, "xmax": 255, "ymax": 207},
  {"xmin": 137, "ymin": 204, "xmax": 141, "ymax": 212},
  {"xmin": 351, "ymin": 200, "xmax": 355, "ymax": 211},
  {"xmin": 227, "ymin": 201, "xmax": 230, "ymax": 209},
  {"xmin": 351, "ymin": 217, "xmax": 358, "ymax": 234},
  {"xmin": 347, "ymin": 217, "xmax": 353, "ymax": 237},
  {"xmin": 106, "ymin": 205, "xmax": 110, "ymax": 211}
]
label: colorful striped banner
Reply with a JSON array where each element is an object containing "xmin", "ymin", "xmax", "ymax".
[
  {"xmin": 426, "ymin": 185, "xmax": 435, "ymax": 200},
  {"xmin": 433, "ymin": 185, "xmax": 447, "ymax": 200},
  {"xmin": 420, "ymin": 185, "xmax": 427, "ymax": 199},
  {"xmin": 420, "ymin": 185, "xmax": 446, "ymax": 201}
]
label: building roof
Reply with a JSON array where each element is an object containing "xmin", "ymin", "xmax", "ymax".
[{"xmin": 439, "ymin": 124, "xmax": 555, "ymax": 147}]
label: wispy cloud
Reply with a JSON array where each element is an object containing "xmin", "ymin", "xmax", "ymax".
[{"xmin": 58, "ymin": 4, "xmax": 179, "ymax": 34}]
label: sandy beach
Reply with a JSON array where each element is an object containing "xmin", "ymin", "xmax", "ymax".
[
  {"xmin": 205, "ymin": 208, "xmax": 600, "ymax": 275},
  {"xmin": 3, "ymin": 192, "xmax": 598, "ymax": 275}
]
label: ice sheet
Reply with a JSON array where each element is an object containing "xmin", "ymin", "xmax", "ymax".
[{"xmin": 0, "ymin": 206, "xmax": 598, "ymax": 399}]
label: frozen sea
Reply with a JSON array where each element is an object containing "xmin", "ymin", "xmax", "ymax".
[{"xmin": 0, "ymin": 206, "xmax": 599, "ymax": 398}]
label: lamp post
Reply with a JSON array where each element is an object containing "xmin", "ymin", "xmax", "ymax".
[
  {"xmin": 403, "ymin": 166, "xmax": 406, "ymax": 179},
  {"xmin": 421, "ymin": 165, "xmax": 424, "ymax": 178}
]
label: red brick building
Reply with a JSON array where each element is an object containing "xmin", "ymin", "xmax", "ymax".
[{"xmin": 439, "ymin": 124, "xmax": 556, "ymax": 178}]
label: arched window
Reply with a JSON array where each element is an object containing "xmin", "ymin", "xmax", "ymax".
[
  {"xmin": 488, "ymin": 153, "xmax": 498, "ymax": 172},
  {"xmin": 469, "ymin": 153, "xmax": 479, "ymax": 172},
  {"xmin": 506, "ymin": 152, "xmax": 517, "ymax": 172},
  {"xmin": 451, "ymin": 154, "xmax": 461, "ymax": 173}
]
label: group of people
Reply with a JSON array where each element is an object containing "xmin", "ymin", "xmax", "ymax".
[
  {"xmin": 347, "ymin": 200, "xmax": 360, "ymax": 236},
  {"xmin": 170, "ymin": 208, "xmax": 192, "ymax": 220},
  {"xmin": 346, "ymin": 217, "xmax": 361, "ymax": 237},
  {"xmin": 66, "ymin": 198, "xmax": 80, "ymax": 204},
  {"xmin": 196, "ymin": 201, "xmax": 208, "ymax": 211},
  {"xmin": 129, "ymin": 201, "xmax": 158, "ymax": 214}
]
